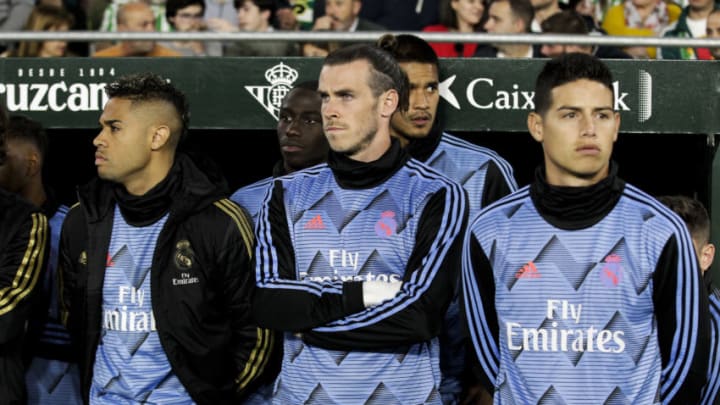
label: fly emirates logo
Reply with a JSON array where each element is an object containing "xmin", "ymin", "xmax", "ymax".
[
  {"xmin": 103, "ymin": 286, "xmax": 157, "ymax": 332},
  {"xmin": 505, "ymin": 299, "xmax": 625, "ymax": 354}
]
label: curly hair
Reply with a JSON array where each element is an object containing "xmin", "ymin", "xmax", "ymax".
[{"xmin": 105, "ymin": 72, "xmax": 190, "ymax": 145}]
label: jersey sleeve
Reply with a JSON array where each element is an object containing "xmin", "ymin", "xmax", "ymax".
[
  {"xmin": 0, "ymin": 210, "xmax": 48, "ymax": 344},
  {"xmin": 653, "ymin": 232, "xmax": 710, "ymax": 404},
  {"xmin": 214, "ymin": 199, "xmax": 277, "ymax": 396},
  {"xmin": 251, "ymin": 181, "xmax": 367, "ymax": 331},
  {"xmin": 301, "ymin": 186, "xmax": 469, "ymax": 350},
  {"xmin": 460, "ymin": 223, "xmax": 500, "ymax": 393},
  {"xmin": 481, "ymin": 159, "xmax": 518, "ymax": 208}
]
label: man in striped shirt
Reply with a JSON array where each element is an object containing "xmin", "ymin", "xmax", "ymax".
[{"xmin": 462, "ymin": 53, "xmax": 709, "ymax": 404}]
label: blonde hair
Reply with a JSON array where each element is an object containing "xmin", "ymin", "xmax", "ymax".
[{"xmin": 14, "ymin": 4, "xmax": 74, "ymax": 57}]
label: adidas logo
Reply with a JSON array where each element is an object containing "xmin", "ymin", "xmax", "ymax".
[
  {"xmin": 304, "ymin": 214, "xmax": 325, "ymax": 230},
  {"xmin": 515, "ymin": 261, "xmax": 540, "ymax": 279}
]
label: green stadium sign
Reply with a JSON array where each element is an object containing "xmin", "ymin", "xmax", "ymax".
[{"xmin": 0, "ymin": 57, "xmax": 717, "ymax": 134}]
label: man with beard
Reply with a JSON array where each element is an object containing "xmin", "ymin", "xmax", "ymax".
[
  {"xmin": 378, "ymin": 33, "xmax": 517, "ymax": 404},
  {"xmin": 58, "ymin": 72, "xmax": 274, "ymax": 404},
  {"xmin": 251, "ymin": 43, "xmax": 469, "ymax": 404}
]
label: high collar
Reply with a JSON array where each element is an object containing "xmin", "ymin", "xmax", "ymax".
[
  {"xmin": 77, "ymin": 153, "xmax": 226, "ymax": 225},
  {"xmin": 113, "ymin": 160, "xmax": 180, "ymax": 226},
  {"xmin": 403, "ymin": 120, "xmax": 443, "ymax": 163},
  {"xmin": 530, "ymin": 162, "xmax": 625, "ymax": 230},
  {"xmin": 327, "ymin": 138, "xmax": 409, "ymax": 189}
]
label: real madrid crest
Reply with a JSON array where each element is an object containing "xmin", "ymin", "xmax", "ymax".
[{"xmin": 174, "ymin": 239, "xmax": 195, "ymax": 270}]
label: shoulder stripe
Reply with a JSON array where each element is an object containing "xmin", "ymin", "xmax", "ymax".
[
  {"xmin": 701, "ymin": 293, "xmax": 720, "ymax": 404},
  {"xmin": 235, "ymin": 327, "xmax": 274, "ymax": 391},
  {"xmin": 441, "ymin": 133, "xmax": 518, "ymax": 191},
  {"xmin": 0, "ymin": 213, "xmax": 48, "ymax": 315},
  {"xmin": 215, "ymin": 199, "xmax": 254, "ymax": 258}
]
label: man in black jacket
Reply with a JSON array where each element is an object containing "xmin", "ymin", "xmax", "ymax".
[
  {"xmin": 58, "ymin": 72, "xmax": 276, "ymax": 404},
  {"xmin": 0, "ymin": 104, "xmax": 49, "ymax": 405}
]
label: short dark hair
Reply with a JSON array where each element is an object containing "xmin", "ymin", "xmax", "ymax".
[
  {"xmin": 6, "ymin": 115, "xmax": 47, "ymax": 160},
  {"xmin": 293, "ymin": 80, "xmax": 319, "ymax": 92},
  {"xmin": 657, "ymin": 195, "xmax": 711, "ymax": 245},
  {"xmin": 104, "ymin": 72, "xmax": 190, "ymax": 145},
  {"xmin": 541, "ymin": 10, "xmax": 589, "ymax": 34},
  {"xmin": 533, "ymin": 53, "xmax": 614, "ymax": 115},
  {"xmin": 323, "ymin": 44, "xmax": 410, "ymax": 112},
  {"xmin": 233, "ymin": 0, "xmax": 276, "ymax": 15},
  {"xmin": 489, "ymin": 0, "xmax": 534, "ymax": 32},
  {"xmin": 377, "ymin": 33, "xmax": 439, "ymax": 68},
  {"xmin": 165, "ymin": 0, "xmax": 205, "ymax": 22}
]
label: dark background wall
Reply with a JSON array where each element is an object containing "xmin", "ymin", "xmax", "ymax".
[{"xmin": 46, "ymin": 129, "xmax": 714, "ymax": 210}]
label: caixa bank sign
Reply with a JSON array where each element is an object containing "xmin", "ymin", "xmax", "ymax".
[
  {"xmin": 0, "ymin": 67, "xmax": 110, "ymax": 112},
  {"xmin": 440, "ymin": 70, "xmax": 653, "ymax": 123}
]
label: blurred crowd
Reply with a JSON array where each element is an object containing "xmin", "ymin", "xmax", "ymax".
[{"xmin": 0, "ymin": 0, "xmax": 718, "ymax": 59}]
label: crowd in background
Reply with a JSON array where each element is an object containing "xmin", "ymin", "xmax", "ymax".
[{"xmin": 0, "ymin": 0, "xmax": 718, "ymax": 59}]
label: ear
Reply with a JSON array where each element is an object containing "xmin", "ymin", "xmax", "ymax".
[
  {"xmin": 527, "ymin": 112, "xmax": 543, "ymax": 143},
  {"xmin": 699, "ymin": 243, "xmax": 715, "ymax": 274},
  {"xmin": 25, "ymin": 149, "xmax": 41, "ymax": 177},
  {"xmin": 353, "ymin": 0, "xmax": 361, "ymax": 15},
  {"xmin": 612, "ymin": 111, "xmax": 620, "ymax": 142},
  {"xmin": 261, "ymin": 9, "xmax": 271, "ymax": 22},
  {"xmin": 379, "ymin": 90, "xmax": 399, "ymax": 118},
  {"xmin": 150, "ymin": 125, "xmax": 172, "ymax": 150}
]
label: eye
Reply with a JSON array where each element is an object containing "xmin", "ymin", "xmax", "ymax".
[
  {"xmin": 303, "ymin": 118, "xmax": 319, "ymax": 125},
  {"xmin": 562, "ymin": 112, "xmax": 577, "ymax": 119},
  {"xmin": 110, "ymin": 125, "xmax": 120, "ymax": 132},
  {"xmin": 279, "ymin": 113, "xmax": 292, "ymax": 123},
  {"xmin": 426, "ymin": 85, "xmax": 438, "ymax": 94}
]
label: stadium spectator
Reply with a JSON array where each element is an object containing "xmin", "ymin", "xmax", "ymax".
[
  {"xmin": 704, "ymin": 7, "xmax": 720, "ymax": 58},
  {"xmin": 94, "ymin": 0, "xmax": 172, "ymax": 53},
  {"xmin": 540, "ymin": 10, "xmax": 631, "ymax": 58},
  {"xmin": 475, "ymin": 0, "xmax": 541, "ymax": 57},
  {"xmin": 302, "ymin": 0, "xmax": 385, "ymax": 57},
  {"xmin": 657, "ymin": 0, "xmax": 718, "ymax": 59},
  {"xmin": 360, "ymin": 0, "xmax": 441, "ymax": 30},
  {"xmin": 207, "ymin": 0, "xmax": 299, "ymax": 56},
  {"xmin": 161, "ymin": 0, "xmax": 223, "ymax": 56},
  {"xmin": 2, "ymin": 4, "xmax": 75, "ymax": 57},
  {"xmin": 601, "ymin": 0, "xmax": 681, "ymax": 58},
  {"xmin": 93, "ymin": 1, "xmax": 182, "ymax": 57},
  {"xmin": 422, "ymin": 0, "xmax": 485, "ymax": 57},
  {"xmin": 529, "ymin": 0, "xmax": 562, "ymax": 31}
]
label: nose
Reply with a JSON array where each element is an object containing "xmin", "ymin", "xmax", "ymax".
[
  {"xmin": 286, "ymin": 118, "xmax": 301, "ymax": 137},
  {"xmin": 93, "ymin": 130, "xmax": 106, "ymax": 147},
  {"xmin": 581, "ymin": 116, "xmax": 596, "ymax": 136},
  {"xmin": 322, "ymin": 98, "xmax": 339, "ymax": 120},
  {"xmin": 412, "ymin": 90, "xmax": 429, "ymax": 110}
]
